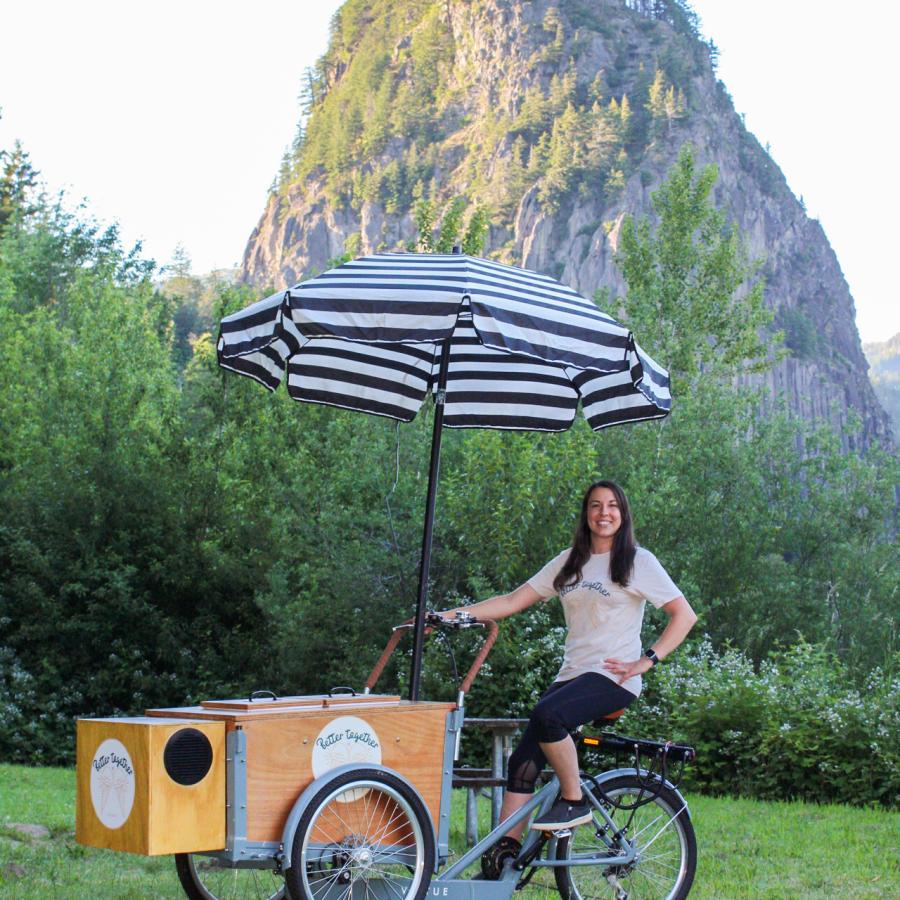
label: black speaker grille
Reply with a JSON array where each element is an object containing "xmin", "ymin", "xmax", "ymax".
[{"xmin": 164, "ymin": 728, "xmax": 213, "ymax": 786}]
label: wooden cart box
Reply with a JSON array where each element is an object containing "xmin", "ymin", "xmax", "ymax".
[
  {"xmin": 146, "ymin": 694, "xmax": 455, "ymax": 844},
  {"xmin": 76, "ymin": 717, "xmax": 225, "ymax": 855}
]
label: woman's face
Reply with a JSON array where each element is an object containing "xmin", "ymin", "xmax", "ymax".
[{"xmin": 586, "ymin": 486, "xmax": 622, "ymax": 547}]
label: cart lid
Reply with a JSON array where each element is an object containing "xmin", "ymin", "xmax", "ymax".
[{"xmin": 199, "ymin": 693, "xmax": 401, "ymax": 711}]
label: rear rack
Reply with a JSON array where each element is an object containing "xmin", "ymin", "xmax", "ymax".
[
  {"xmin": 579, "ymin": 730, "xmax": 696, "ymax": 810},
  {"xmin": 583, "ymin": 731, "xmax": 695, "ymax": 764}
]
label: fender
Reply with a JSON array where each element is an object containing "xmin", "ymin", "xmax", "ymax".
[
  {"xmin": 279, "ymin": 763, "xmax": 434, "ymax": 870},
  {"xmin": 585, "ymin": 766, "xmax": 691, "ymax": 817}
]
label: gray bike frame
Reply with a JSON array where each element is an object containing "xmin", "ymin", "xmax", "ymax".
[{"xmin": 439, "ymin": 770, "xmax": 637, "ymax": 880}]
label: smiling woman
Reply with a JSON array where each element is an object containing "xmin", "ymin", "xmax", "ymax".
[{"xmin": 440, "ymin": 479, "xmax": 697, "ymax": 836}]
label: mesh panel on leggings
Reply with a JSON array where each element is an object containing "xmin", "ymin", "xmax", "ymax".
[{"xmin": 507, "ymin": 755, "xmax": 543, "ymax": 793}]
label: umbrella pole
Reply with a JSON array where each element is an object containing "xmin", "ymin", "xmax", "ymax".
[{"xmin": 409, "ymin": 335, "xmax": 452, "ymax": 701}]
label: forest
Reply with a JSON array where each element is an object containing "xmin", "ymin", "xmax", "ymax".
[{"xmin": 0, "ymin": 135, "xmax": 897, "ymax": 805}]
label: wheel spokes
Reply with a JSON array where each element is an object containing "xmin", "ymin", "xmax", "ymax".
[
  {"xmin": 302, "ymin": 781, "xmax": 425, "ymax": 900},
  {"xmin": 567, "ymin": 786, "xmax": 688, "ymax": 900}
]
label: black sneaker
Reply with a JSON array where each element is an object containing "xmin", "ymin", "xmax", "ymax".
[{"xmin": 530, "ymin": 796, "xmax": 592, "ymax": 831}]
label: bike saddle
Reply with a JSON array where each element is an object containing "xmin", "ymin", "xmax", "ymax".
[{"xmin": 590, "ymin": 708, "xmax": 626, "ymax": 728}]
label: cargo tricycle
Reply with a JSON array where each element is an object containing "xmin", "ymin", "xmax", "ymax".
[{"xmin": 76, "ymin": 613, "xmax": 696, "ymax": 899}]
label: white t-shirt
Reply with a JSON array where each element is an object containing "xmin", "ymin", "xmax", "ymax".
[{"xmin": 527, "ymin": 547, "xmax": 681, "ymax": 697}]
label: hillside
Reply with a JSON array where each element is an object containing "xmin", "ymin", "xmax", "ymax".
[
  {"xmin": 240, "ymin": 0, "xmax": 890, "ymax": 448},
  {"xmin": 864, "ymin": 332, "xmax": 900, "ymax": 441}
]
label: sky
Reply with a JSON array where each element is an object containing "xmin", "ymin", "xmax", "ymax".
[{"xmin": 0, "ymin": 1, "xmax": 896, "ymax": 343}]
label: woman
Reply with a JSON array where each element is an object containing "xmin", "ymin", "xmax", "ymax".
[{"xmin": 441, "ymin": 480, "xmax": 696, "ymax": 834}]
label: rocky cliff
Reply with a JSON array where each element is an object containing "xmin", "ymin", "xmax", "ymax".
[{"xmin": 241, "ymin": 0, "xmax": 891, "ymax": 448}]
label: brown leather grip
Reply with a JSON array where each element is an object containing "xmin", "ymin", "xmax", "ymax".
[
  {"xmin": 364, "ymin": 617, "xmax": 499, "ymax": 697},
  {"xmin": 364, "ymin": 619, "xmax": 415, "ymax": 692},
  {"xmin": 459, "ymin": 618, "xmax": 498, "ymax": 695}
]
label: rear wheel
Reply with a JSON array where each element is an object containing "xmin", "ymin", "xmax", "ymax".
[
  {"xmin": 174, "ymin": 852, "xmax": 286, "ymax": 899},
  {"xmin": 284, "ymin": 768, "xmax": 435, "ymax": 900},
  {"xmin": 554, "ymin": 774, "xmax": 696, "ymax": 900}
]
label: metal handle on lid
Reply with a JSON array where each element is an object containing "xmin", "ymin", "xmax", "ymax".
[
  {"xmin": 248, "ymin": 690, "xmax": 278, "ymax": 702},
  {"xmin": 328, "ymin": 686, "xmax": 357, "ymax": 697}
]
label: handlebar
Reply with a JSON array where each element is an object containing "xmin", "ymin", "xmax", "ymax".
[{"xmin": 364, "ymin": 614, "xmax": 499, "ymax": 700}]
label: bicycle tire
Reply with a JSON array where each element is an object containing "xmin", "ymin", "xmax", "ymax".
[
  {"xmin": 283, "ymin": 767, "xmax": 435, "ymax": 900},
  {"xmin": 554, "ymin": 774, "xmax": 696, "ymax": 900},
  {"xmin": 174, "ymin": 852, "xmax": 286, "ymax": 899}
]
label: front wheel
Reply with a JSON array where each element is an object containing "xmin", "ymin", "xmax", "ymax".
[
  {"xmin": 174, "ymin": 852, "xmax": 286, "ymax": 899},
  {"xmin": 284, "ymin": 768, "xmax": 435, "ymax": 900},
  {"xmin": 554, "ymin": 774, "xmax": 696, "ymax": 900}
]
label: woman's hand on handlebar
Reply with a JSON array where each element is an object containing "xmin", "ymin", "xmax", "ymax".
[
  {"xmin": 428, "ymin": 610, "xmax": 477, "ymax": 627},
  {"xmin": 428, "ymin": 609, "xmax": 458, "ymax": 623}
]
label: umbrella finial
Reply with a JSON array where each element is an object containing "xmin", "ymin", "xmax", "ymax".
[{"xmin": 451, "ymin": 244, "xmax": 462, "ymax": 254}]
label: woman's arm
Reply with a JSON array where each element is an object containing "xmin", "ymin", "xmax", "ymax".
[
  {"xmin": 604, "ymin": 595, "xmax": 698, "ymax": 683},
  {"xmin": 440, "ymin": 581, "xmax": 545, "ymax": 622}
]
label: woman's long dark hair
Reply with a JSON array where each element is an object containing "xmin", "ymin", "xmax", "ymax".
[{"xmin": 552, "ymin": 480, "xmax": 637, "ymax": 592}]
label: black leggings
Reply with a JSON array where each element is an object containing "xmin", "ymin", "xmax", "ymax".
[{"xmin": 506, "ymin": 672, "xmax": 635, "ymax": 793}]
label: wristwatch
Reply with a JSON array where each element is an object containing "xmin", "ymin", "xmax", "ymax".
[{"xmin": 644, "ymin": 648, "xmax": 659, "ymax": 666}]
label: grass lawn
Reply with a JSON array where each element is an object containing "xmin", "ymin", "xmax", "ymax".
[{"xmin": 1, "ymin": 763, "xmax": 897, "ymax": 898}]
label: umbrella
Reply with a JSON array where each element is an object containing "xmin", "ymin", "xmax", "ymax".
[{"xmin": 218, "ymin": 250, "xmax": 671, "ymax": 699}]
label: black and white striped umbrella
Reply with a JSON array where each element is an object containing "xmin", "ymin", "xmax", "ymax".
[
  {"xmin": 217, "ymin": 251, "xmax": 671, "ymax": 699},
  {"xmin": 217, "ymin": 252, "xmax": 670, "ymax": 432}
]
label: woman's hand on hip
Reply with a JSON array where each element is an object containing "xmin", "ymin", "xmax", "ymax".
[{"xmin": 604, "ymin": 655, "xmax": 653, "ymax": 683}]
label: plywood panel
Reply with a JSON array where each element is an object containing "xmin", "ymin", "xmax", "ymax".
[
  {"xmin": 147, "ymin": 698, "xmax": 452, "ymax": 724},
  {"xmin": 76, "ymin": 718, "xmax": 225, "ymax": 856},
  {"xmin": 243, "ymin": 705, "xmax": 450, "ymax": 842},
  {"xmin": 76, "ymin": 719, "xmax": 152, "ymax": 854},
  {"xmin": 147, "ymin": 722, "xmax": 226, "ymax": 854}
]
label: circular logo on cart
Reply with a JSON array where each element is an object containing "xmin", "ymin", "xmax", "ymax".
[
  {"xmin": 312, "ymin": 716, "xmax": 381, "ymax": 802},
  {"xmin": 90, "ymin": 738, "xmax": 136, "ymax": 829}
]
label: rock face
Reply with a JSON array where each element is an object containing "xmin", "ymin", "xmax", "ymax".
[{"xmin": 241, "ymin": 0, "xmax": 891, "ymax": 448}]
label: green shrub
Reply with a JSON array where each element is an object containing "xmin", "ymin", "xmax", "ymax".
[
  {"xmin": 623, "ymin": 640, "xmax": 899, "ymax": 808},
  {"xmin": 780, "ymin": 306, "xmax": 819, "ymax": 358}
]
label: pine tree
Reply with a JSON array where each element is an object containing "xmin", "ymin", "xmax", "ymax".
[
  {"xmin": 548, "ymin": 70, "xmax": 577, "ymax": 115},
  {"xmin": 607, "ymin": 149, "xmax": 628, "ymax": 191},
  {"xmin": 512, "ymin": 84, "xmax": 548, "ymax": 135},
  {"xmin": 539, "ymin": 103, "xmax": 587, "ymax": 210},
  {"xmin": 664, "ymin": 86, "xmax": 686, "ymax": 130},
  {"xmin": 501, "ymin": 135, "xmax": 530, "ymax": 210},
  {"xmin": 588, "ymin": 72, "xmax": 605, "ymax": 106},
  {"xmin": 412, "ymin": 197, "xmax": 487, "ymax": 255},
  {"xmin": 541, "ymin": 6, "xmax": 565, "ymax": 62},
  {"xmin": 619, "ymin": 94, "xmax": 632, "ymax": 134},
  {"xmin": 588, "ymin": 99, "xmax": 625, "ymax": 169},
  {"xmin": 169, "ymin": 244, "xmax": 192, "ymax": 279},
  {"xmin": 362, "ymin": 77, "xmax": 393, "ymax": 156},
  {"xmin": 646, "ymin": 68, "xmax": 668, "ymax": 133},
  {"xmin": 528, "ymin": 132, "xmax": 551, "ymax": 175},
  {"xmin": 0, "ymin": 140, "xmax": 39, "ymax": 231}
]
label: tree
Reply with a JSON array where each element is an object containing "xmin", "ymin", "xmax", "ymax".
[
  {"xmin": 411, "ymin": 196, "xmax": 488, "ymax": 255},
  {"xmin": 499, "ymin": 135, "xmax": 531, "ymax": 212},
  {"xmin": 619, "ymin": 94, "xmax": 632, "ymax": 137},
  {"xmin": 646, "ymin": 68, "xmax": 668, "ymax": 123},
  {"xmin": 539, "ymin": 103, "xmax": 587, "ymax": 209},
  {"xmin": 512, "ymin": 84, "xmax": 548, "ymax": 136},
  {"xmin": 0, "ymin": 140, "xmax": 39, "ymax": 231},
  {"xmin": 612, "ymin": 144, "xmax": 774, "ymax": 387}
]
